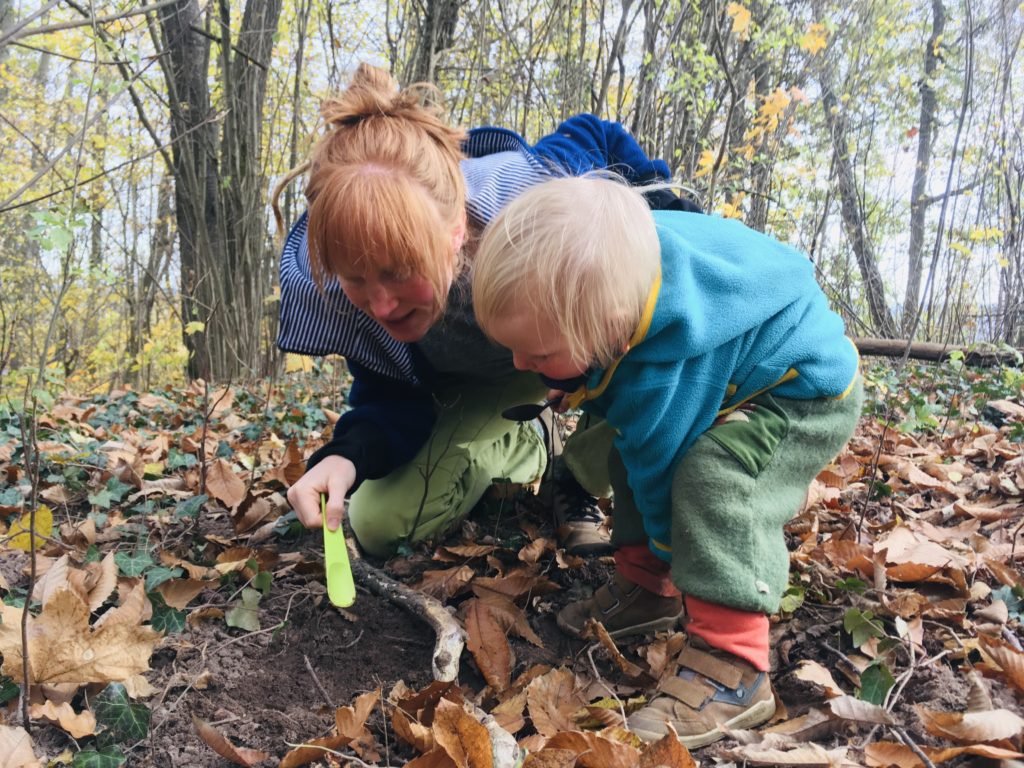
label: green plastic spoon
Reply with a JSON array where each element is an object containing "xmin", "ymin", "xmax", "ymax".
[{"xmin": 322, "ymin": 494, "xmax": 355, "ymax": 607}]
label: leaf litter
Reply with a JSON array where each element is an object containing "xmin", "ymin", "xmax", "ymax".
[{"xmin": 0, "ymin": 361, "xmax": 1021, "ymax": 766}]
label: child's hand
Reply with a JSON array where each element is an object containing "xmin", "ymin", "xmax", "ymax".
[
  {"xmin": 286, "ymin": 455, "xmax": 357, "ymax": 531},
  {"xmin": 546, "ymin": 389, "xmax": 569, "ymax": 413}
]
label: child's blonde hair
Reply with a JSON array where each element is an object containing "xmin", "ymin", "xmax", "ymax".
[
  {"xmin": 272, "ymin": 63, "xmax": 466, "ymax": 316},
  {"xmin": 473, "ymin": 174, "xmax": 660, "ymax": 368}
]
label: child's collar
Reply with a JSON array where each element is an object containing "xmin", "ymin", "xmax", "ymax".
[{"xmin": 564, "ymin": 268, "xmax": 662, "ymax": 409}]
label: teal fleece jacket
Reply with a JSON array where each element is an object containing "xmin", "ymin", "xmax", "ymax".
[{"xmin": 574, "ymin": 211, "xmax": 860, "ymax": 560}]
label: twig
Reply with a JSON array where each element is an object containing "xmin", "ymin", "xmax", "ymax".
[
  {"xmin": 345, "ymin": 526, "xmax": 465, "ymax": 681},
  {"xmin": 302, "ymin": 655, "xmax": 334, "ymax": 708},
  {"xmin": 340, "ymin": 629, "xmax": 365, "ymax": 649},
  {"xmin": 586, "ymin": 644, "xmax": 627, "ymax": 727},
  {"xmin": 1002, "ymin": 626, "xmax": 1023, "ymax": 652},
  {"xmin": 891, "ymin": 725, "xmax": 937, "ymax": 768}
]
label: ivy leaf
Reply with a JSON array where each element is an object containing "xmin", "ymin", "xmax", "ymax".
[
  {"xmin": 114, "ymin": 550, "xmax": 154, "ymax": 578},
  {"xmin": 225, "ymin": 588, "xmax": 262, "ymax": 632},
  {"xmin": 175, "ymin": 494, "xmax": 208, "ymax": 520},
  {"xmin": 859, "ymin": 662, "xmax": 895, "ymax": 705},
  {"xmin": 72, "ymin": 745, "xmax": 127, "ymax": 768},
  {"xmin": 779, "ymin": 584, "xmax": 805, "ymax": 614},
  {"xmin": 89, "ymin": 489, "xmax": 114, "ymax": 509},
  {"xmin": 0, "ymin": 675, "xmax": 19, "ymax": 704},
  {"xmin": 144, "ymin": 566, "xmax": 183, "ymax": 592},
  {"xmin": 148, "ymin": 593, "xmax": 187, "ymax": 635},
  {"xmin": 93, "ymin": 683, "xmax": 152, "ymax": 744},
  {"xmin": 844, "ymin": 608, "xmax": 886, "ymax": 648}
]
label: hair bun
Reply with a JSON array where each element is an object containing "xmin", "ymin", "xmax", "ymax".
[{"xmin": 320, "ymin": 63, "xmax": 441, "ymax": 129}]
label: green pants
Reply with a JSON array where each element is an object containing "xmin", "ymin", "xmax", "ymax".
[
  {"xmin": 348, "ymin": 373, "xmax": 548, "ymax": 557},
  {"xmin": 609, "ymin": 380, "xmax": 864, "ymax": 614}
]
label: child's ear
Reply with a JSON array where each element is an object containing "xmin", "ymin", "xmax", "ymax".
[{"xmin": 450, "ymin": 215, "xmax": 467, "ymax": 254}]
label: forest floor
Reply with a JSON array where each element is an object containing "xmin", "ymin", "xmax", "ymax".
[{"xmin": 1, "ymin": 358, "xmax": 1023, "ymax": 767}]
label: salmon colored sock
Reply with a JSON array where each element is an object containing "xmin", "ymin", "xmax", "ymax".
[
  {"xmin": 615, "ymin": 544, "xmax": 680, "ymax": 597},
  {"xmin": 685, "ymin": 595, "xmax": 770, "ymax": 671}
]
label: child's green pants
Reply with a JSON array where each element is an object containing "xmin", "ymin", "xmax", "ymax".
[
  {"xmin": 609, "ymin": 380, "xmax": 864, "ymax": 614},
  {"xmin": 347, "ymin": 372, "xmax": 548, "ymax": 557}
]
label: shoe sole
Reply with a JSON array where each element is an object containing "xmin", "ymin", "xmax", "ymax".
[
  {"xmin": 629, "ymin": 697, "xmax": 777, "ymax": 749},
  {"xmin": 557, "ymin": 610, "xmax": 682, "ymax": 640}
]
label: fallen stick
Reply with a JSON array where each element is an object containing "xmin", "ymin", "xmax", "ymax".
[
  {"xmin": 853, "ymin": 337, "xmax": 1022, "ymax": 367},
  {"xmin": 344, "ymin": 527, "xmax": 465, "ymax": 682}
]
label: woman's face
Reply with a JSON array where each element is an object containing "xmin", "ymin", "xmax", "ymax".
[
  {"xmin": 338, "ymin": 266, "xmax": 439, "ymax": 342},
  {"xmin": 335, "ymin": 217, "xmax": 465, "ymax": 343}
]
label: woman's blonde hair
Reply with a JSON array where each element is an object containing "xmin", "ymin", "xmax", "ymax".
[
  {"xmin": 272, "ymin": 63, "xmax": 466, "ymax": 316},
  {"xmin": 473, "ymin": 174, "xmax": 660, "ymax": 368}
]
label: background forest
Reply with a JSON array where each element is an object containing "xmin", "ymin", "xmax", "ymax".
[{"xmin": 0, "ymin": 0, "xmax": 1022, "ymax": 393}]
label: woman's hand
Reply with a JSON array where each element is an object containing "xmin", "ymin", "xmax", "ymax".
[{"xmin": 287, "ymin": 455, "xmax": 357, "ymax": 531}]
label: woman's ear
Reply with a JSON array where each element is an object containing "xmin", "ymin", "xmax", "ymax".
[{"xmin": 450, "ymin": 214, "xmax": 467, "ymax": 254}]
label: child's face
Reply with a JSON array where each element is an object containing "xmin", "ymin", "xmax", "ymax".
[{"xmin": 487, "ymin": 312, "xmax": 589, "ymax": 380}]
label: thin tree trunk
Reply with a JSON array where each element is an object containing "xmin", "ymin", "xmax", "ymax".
[
  {"xmin": 902, "ymin": 0, "xmax": 944, "ymax": 336},
  {"xmin": 821, "ymin": 78, "xmax": 899, "ymax": 338}
]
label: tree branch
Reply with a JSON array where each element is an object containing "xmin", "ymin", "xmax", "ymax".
[{"xmin": 4, "ymin": 0, "xmax": 180, "ymax": 43}]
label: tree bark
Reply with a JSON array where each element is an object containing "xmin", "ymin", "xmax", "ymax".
[
  {"xmin": 820, "ymin": 76, "xmax": 899, "ymax": 338},
  {"xmin": 405, "ymin": 0, "xmax": 462, "ymax": 84},
  {"xmin": 902, "ymin": 0, "xmax": 944, "ymax": 336},
  {"xmin": 155, "ymin": 0, "xmax": 282, "ymax": 381}
]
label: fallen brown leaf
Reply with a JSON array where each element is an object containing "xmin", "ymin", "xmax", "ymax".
[{"xmin": 192, "ymin": 715, "xmax": 271, "ymax": 767}]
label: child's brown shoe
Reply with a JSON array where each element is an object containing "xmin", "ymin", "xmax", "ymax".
[
  {"xmin": 556, "ymin": 573, "xmax": 683, "ymax": 638},
  {"xmin": 627, "ymin": 637, "xmax": 775, "ymax": 748}
]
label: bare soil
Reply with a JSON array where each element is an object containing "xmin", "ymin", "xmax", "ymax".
[{"xmin": 126, "ymin": 488, "xmax": 974, "ymax": 768}]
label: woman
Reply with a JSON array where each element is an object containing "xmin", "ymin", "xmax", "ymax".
[{"xmin": 274, "ymin": 63, "xmax": 696, "ymax": 558}]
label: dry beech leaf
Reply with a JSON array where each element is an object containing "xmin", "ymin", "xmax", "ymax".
[
  {"xmin": 431, "ymin": 698, "xmax": 493, "ymax": 768},
  {"xmin": 193, "ymin": 716, "xmax": 271, "ymax": 767},
  {"xmin": 916, "ymin": 705, "xmax": 1024, "ymax": 743},
  {"xmin": 978, "ymin": 635, "xmax": 1024, "ymax": 693},
  {"xmin": 720, "ymin": 741, "xmax": 848, "ymax": 766},
  {"xmin": 793, "ymin": 660, "xmax": 844, "ymax": 698},
  {"xmin": 463, "ymin": 599, "xmax": 512, "ymax": 693},
  {"xmin": 93, "ymin": 580, "xmax": 151, "ymax": 629},
  {"xmin": 30, "ymin": 554, "xmax": 71, "ymax": 606},
  {"xmin": 527, "ymin": 668, "xmax": 587, "ymax": 738},
  {"xmin": 543, "ymin": 731, "xmax": 640, "ymax": 768},
  {"xmin": 474, "ymin": 592, "xmax": 542, "ymax": 646},
  {"xmin": 206, "ymin": 458, "xmax": 247, "ymax": 509},
  {"xmin": 764, "ymin": 708, "xmax": 837, "ymax": 742},
  {"xmin": 86, "ymin": 552, "xmax": 119, "ymax": 611},
  {"xmin": 581, "ymin": 619, "xmax": 646, "ymax": 679},
  {"xmin": 472, "ymin": 573, "xmax": 559, "ymax": 603},
  {"xmin": 336, "ymin": 689, "xmax": 380, "ymax": 740},
  {"xmin": 392, "ymin": 707, "xmax": 436, "ymax": 754},
  {"xmin": 827, "ymin": 695, "xmax": 895, "ymax": 725},
  {"xmin": 518, "ymin": 537, "xmax": 552, "ymax": 564},
  {"xmin": 278, "ymin": 733, "xmax": 350, "ymax": 768},
  {"xmin": 0, "ymin": 588, "xmax": 159, "ymax": 685},
  {"xmin": 404, "ymin": 747, "xmax": 460, "ymax": 768},
  {"xmin": 521, "ymin": 748, "xmax": 579, "ymax": 767},
  {"xmin": 418, "ymin": 566, "xmax": 476, "ymax": 600},
  {"xmin": 28, "ymin": 700, "xmax": 96, "ymax": 739},
  {"xmin": 156, "ymin": 578, "xmax": 214, "ymax": 610},
  {"xmin": 864, "ymin": 740, "xmax": 1024, "ymax": 767},
  {"xmin": 490, "ymin": 689, "xmax": 528, "ymax": 735},
  {"xmin": 232, "ymin": 495, "xmax": 276, "ymax": 534},
  {"xmin": 639, "ymin": 729, "xmax": 698, "ymax": 767},
  {"xmin": 0, "ymin": 724, "xmax": 41, "ymax": 768},
  {"xmin": 435, "ymin": 544, "xmax": 498, "ymax": 561}
]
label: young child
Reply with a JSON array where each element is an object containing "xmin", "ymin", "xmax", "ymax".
[{"xmin": 471, "ymin": 175, "xmax": 862, "ymax": 748}]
